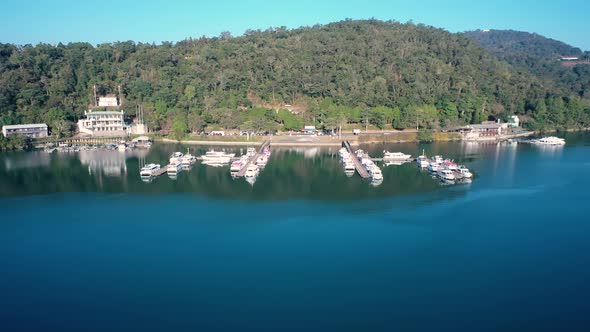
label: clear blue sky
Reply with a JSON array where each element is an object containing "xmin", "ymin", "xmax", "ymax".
[{"xmin": 1, "ymin": 0, "xmax": 589, "ymax": 50}]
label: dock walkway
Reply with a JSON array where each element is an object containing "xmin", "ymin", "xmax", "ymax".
[
  {"xmin": 236, "ymin": 140, "xmax": 271, "ymax": 177},
  {"xmin": 342, "ymin": 141, "xmax": 371, "ymax": 178}
]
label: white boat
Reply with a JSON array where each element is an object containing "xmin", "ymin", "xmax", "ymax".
[
  {"xmin": 181, "ymin": 153, "xmax": 196, "ymax": 166},
  {"xmin": 437, "ymin": 169, "xmax": 455, "ymax": 181},
  {"xmin": 200, "ymin": 150, "xmax": 234, "ymax": 163},
  {"xmin": 169, "ymin": 152, "xmax": 184, "ymax": 164},
  {"xmin": 457, "ymin": 166, "xmax": 473, "ymax": 178},
  {"xmin": 117, "ymin": 143, "xmax": 126, "ymax": 151},
  {"xmin": 416, "ymin": 150, "xmax": 429, "ymax": 168},
  {"xmin": 167, "ymin": 161, "xmax": 182, "ymax": 175},
  {"xmin": 383, "ymin": 151, "xmax": 411, "ymax": 160},
  {"xmin": 370, "ymin": 166, "xmax": 383, "ymax": 180},
  {"xmin": 140, "ymin": 163, "xmax": 161, "ymax": 177},
  {"xmin": 244, "ymin": 164, "xmax": 259, "ymax": 178},
  {"xmin": 370, "ymin": 177, "xmax": 383, "ymax": 187},
  {"xmin": 432, "ymin": 155, "xmax": 444, "ymax": 164},
  {"xmin": 427, "ymin": 162, "xmax": 439, "ymax": 172},
  {"xmin": 256, "ymin": 155, "xmax": 268, "ymax": 166},
  {"xmin": 344, "ymin": 162, "xmax": 355, "ymax": 172},
  {"xmin": 246, "ymin": 148, "xmax": 256, "ymax": 157},
  {"xmin": 531, "ymin": 136, "xmax": 565, "ymax": 145},
  {"xmin": 230, "ymin": 160, "xmax": 243, "ymax": 172}
]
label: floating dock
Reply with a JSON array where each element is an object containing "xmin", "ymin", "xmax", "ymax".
[
  {"xmin": 151, "ymin": 165, "xmax": 169, "ymax": 177},
  {"xmin": 235, "ymin": 140, "xmax": 271, "ymax": 177},
  {"xmin": 342, "ymin": 141, "xmax": 371, "ymax": 178}
]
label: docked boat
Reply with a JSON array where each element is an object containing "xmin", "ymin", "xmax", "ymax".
[
  {"xmin": 200, "ymin": 150, "xmax": 234, "ymax": 163},
  {"xmin": 437, "ymin": 169, "xmax": 456, "ymax": 181},
  {"xmin": 244, "ymin": 164, "xmax": 259, "ymax": 178},
  {"xmin": 383, "ymin": 151, "xmax": 412, "ymax": 160},
  {"xmin": 344, "ymin": 162, "xmax": 355, "ymax": 172},
  {"xmin": 256, "ymin": 155, "xmax": 268, "ymax": 166},
  {"xmin": 230, "ymin": 160, "xmax": 243, "ymax": 172},
  {"xmin": 166, "ymin": 161, "xmax": 182, "ymax": 175},
  {"xmin": 246, "ymin": 148, "xmax": 257, "ymax": 157},
  {"xmin": 117, "ymin": 143, "xmax": 126, "ymax": 151},
  {"xmin": 432, "ymin": 155, "xmax": 444, "ymax": 164},
  {"xmin": 531, "ymin": 136, "xmax": 566, "ymax": 145},
  {"xmin": 181, "ymin": 153, "xmax": 196, "ymax": 167},
  {"xmin": 140, "ymin": 163, "xmax": 161, "ymax": 177},
  {"xmin": 369, "ymin": 166, "xmax": 383, "ymax": 180},
  {"xmin": 416, "ymin": 150, "xmax": 429, "ymax": 168},
  {"xmin": 442, "ymin": 160, "xmax": 458, "ymax": 170},
  {"xmin": 169, "ymin": 152, "xmax": 184, "ymax": 164},
  {"xmin": 427, "ymin": 162, "xmax": 439, "ymax": 172},
  {"xmin": 457, "ymin": 166, "xmax": 473, "ymax": 178}
]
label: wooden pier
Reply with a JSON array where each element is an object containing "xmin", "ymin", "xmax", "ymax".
[
  {"xmin": 342, "ymin": 141, "xmax": 371, "ymax": 178},
  {"xmin": 235, "ymin": 140, "xmax": 271, "ymax": 177}
]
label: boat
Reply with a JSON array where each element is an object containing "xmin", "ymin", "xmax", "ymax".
[
  {"xmin": 427, "ymin": 162, "xmax": 439, "ymax": 172},
  {"xmin": 166, "ymin": 161, "xmax": 182, "ymax": 175},
  {"xmin": 437, "ymin": 169, "xmax": 456, "ymax": 181},
  {"xmin": 200, "ymin": 150, "xmax": 234, "ymax": 163},
  {"xmin": 442, "ymin": 160, "xmax": 458, "ymax": 170},
  {"xmin": 383, "ymin": 151, "xmax": 412, "ymax": 160},
  {"xmin": 117, "ymin": 143, "xmax": 126, "ymax": 151},
  {"xmin": 169, "ymin": 152, "xmax": 184, "ymax": 164},
  {"xmin": 140, "ymin": 163, "xmax": 161, "ymax": 177},
  {"xmin": 457, "ymin": 166, "xmax": 473, "ymax": 178},
  {"xmin": 369, "ymin": 166, "xmax": 383, "ymax": 180},
  {"xmin": 244, "ymin": 164, "xmax": 259, "ymax": 178},
  {"xmin": 432, "ymin": 155, "xmax": 444, "ymax": 164},
  {"xmin": 262, "ymin": 146, "xmax": 271, "ymax": 157},
  {"xmin": 531, "ymin": 136, "xmax": 566, "ymax": 145},
  {"xmin": 246, "ymin": 148, "xmax": 256, "ymax": 157},
  {"xmin": 344, "ymin": 162, "xmax": 355, "ymax": 172},
  {"xmin": 370, "ymin": 177, "xmax": 383, "ymax": 187},
  {"xmin": 256, "ymin": 155, "xmax": 268, "ymax": 166},
  {"xmin": 416, "ymin": 150, "xmax": 429, "ymax": 168},
  {"xmin": 230, "ymin": 160, "xmax": 243, "ymax": 172},
  {"xmin": 181, "ymin": 152, "xmax": 196, "ymax": 167}
]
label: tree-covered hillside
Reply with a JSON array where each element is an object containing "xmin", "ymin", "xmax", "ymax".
[
  {"xmin": 464, "ymin": 29, "xmax": 590, "ymax": 100},
  {"xmin": 1, "ymin": 20, "xmax": 589, "ymax": 138}
]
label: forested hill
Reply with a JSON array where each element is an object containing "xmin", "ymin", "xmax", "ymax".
[
  {"xmin": 463, "ymin": 29, "xmax": 590, "ymax": 99},
  {"xmin": 1, "ymin": 20, "xmax": 589, "ymax": 138}
]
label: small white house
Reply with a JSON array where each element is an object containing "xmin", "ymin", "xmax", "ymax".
[{"xmin": 509, "ymin": 115, "xmax": 520, "ymax": 128}]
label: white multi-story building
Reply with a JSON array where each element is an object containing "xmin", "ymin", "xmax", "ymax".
[
  {"xmin": 78, "ymin": 110, "xmax": 127, "ymax": 137},
  {"xmin": 2, "ymin": 123, "xmax": 48, "ymax": 138}
]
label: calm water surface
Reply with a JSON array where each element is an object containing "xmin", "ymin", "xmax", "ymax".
[{"xmin": 1, "ymin": 133, "xmax": 589, "ymax": 331}]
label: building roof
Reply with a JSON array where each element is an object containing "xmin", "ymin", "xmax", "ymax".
[
  {"xmin": 467, "ymin": 123, "xmax": 503, "ymax": 129},
  {"xmin": 86, "ymin": 110, "xmax": 124, "ymax": 115},
  {"xmin": 3, "ymin": 123, "xmax": 48, "ymax": 130}
]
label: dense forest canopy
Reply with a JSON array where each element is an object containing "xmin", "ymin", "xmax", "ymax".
[
  {"xmin": 464, "ymin": 29, "xmax": 590, "ymax": 100},
  {"xmin": 1, "ymin": 19, "xmax": 589, "ymax": 138}
]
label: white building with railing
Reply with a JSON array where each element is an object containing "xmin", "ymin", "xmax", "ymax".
[{"xmin": 78, "ymin": 110, "xmax": 127, "ymax": 137}]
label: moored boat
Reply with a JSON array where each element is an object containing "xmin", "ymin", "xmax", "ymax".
[
  {"xmin": 140, "ymin": 163, "xmax": 161, "ymax": 177},
  {"xmin": 383, "ymin": 151, "xmax": 412, "ymax": 160}
]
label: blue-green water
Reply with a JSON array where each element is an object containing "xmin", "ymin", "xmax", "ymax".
[{"xmin": 1, "ymin": 134, "xmax": 590, "ymax": 331}]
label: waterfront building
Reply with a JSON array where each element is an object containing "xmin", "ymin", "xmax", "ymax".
[
  {"xmin": 2, "ymin": 123, "xmax": 48, "ymax": 138},
  {"xmin": 461, "ymin": 121, "xmax": 508, "ymax": 139},
  {"xmin": 508, "ymin": 115, "xmax": 520, "ymax": 128},
  {"xmin": 77, "ymin": 110, "xmax": 127, "ymax": 137}
]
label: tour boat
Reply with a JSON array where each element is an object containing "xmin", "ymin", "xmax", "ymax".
[
  {"xmin": 181, "ymin": 153, "xmax": 196, "ymax": 166},
  {"xmin": 256, "ymin": 155, "xmax": 268, "ymax": 166},
  {"xmin": 344, "ymin": 162, "xmax": 355, "ymax": 172},
  {"xmin": 457, "ymin": 166, "xmax": 473, "ymax": 178},
  {"xmin": 442, "ymin": 160, "xmax": 458, "ymax": 170},
  {"xmin": 140, "ymin": 163, "xmax": 160, "ymax": 177},
  {"xmin": 416, "ymin": 150, "xmax": 430, "ymax": 168},
  {"xmin": 166, "ymin": 161, "xmax": 182, "ymax": 175},
  {"xmin": 531, "ymin": 136, "xmax": 565, "ymax": 145},
  {"xmin": 169, "ymin": 152, "xmax": 184, "ymax": 164},
  {"xmin": 244, "ymin": 164, "xmax": 259, "ymax": 178},
  {"xmin": 200, "ymin": 150, "xmax": 234, "ymax": 163},
  {"xmin": 432, "ymin": 155, "xmax": 444, "ymax": 164},
  {"xmin": 383, "ymin": 151, "xmax": 412, "ymax": 160},
  {"xmin": 437, "ymin": 169, "xmax": 456, "ymax": 181},
  {"xmin": 427, "ymin": 162, "xmax": 439, "ymax": 172},
  {"xmin": 370, "ymin": 166, "xmax": 383, "ymax": 181},
  {"xmin": 230, "ymin": 160, "xmax": 243, "ymax": 172},
  {"xmin": 117, "ymin": 143, "xmax": 126, "ymax": 151},
  {"xmin": 246, "ymin": 148, "xmax": 257, "ymax": 157}
]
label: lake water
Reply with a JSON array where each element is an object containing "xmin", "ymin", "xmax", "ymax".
[{"xmin": 1, "ymin": 133, "xmax": 590, "ymax": 331}]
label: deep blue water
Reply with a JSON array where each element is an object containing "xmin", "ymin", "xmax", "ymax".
[{"xmin": 1, "ymin": 134, "xmax": 590, "ymax": 331}]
